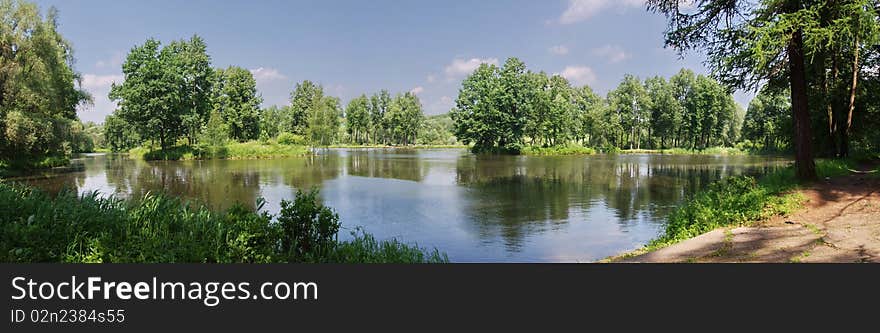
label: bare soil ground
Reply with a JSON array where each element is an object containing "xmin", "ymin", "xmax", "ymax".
[{"xmin": 621, "ymin": 164, "xmax": 880, "ymax": 263}]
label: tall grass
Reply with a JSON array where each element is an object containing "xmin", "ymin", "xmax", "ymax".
[{"xmin": 0, "ymin": 183, "xmax": 446, "ymax": 263}]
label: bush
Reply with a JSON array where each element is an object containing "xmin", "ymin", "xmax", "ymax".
[
  {"xmin": 277, "ymin": 132, "xmax": 307, "ymax": 145},
  {"xmin": 277, "ymin": 188, "xmax": 341, "ymax": 260}
]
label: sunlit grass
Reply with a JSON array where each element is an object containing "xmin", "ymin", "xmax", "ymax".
[
  {"xmin": 520, "ymin": 144, "xmax": 597, "ymax": 156},
  {"xmin": 129, "ymin": 141, "xmax": 310, "ymax": 161}
]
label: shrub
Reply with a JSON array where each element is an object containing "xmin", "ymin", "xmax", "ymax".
[
  {"xmin": 277, "ymin": 188, "xmax": 341, "ymax": 260},
  {"xmin": 277, "ymin": 132, "xmax": 307, "ymax": 145}
]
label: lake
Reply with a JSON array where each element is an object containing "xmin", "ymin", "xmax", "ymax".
[{"xmin": 21, "ymin": 149, "xmax": 790, "ymax": 262}]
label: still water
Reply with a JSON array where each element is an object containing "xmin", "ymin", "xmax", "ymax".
[{"xmin": 22, "ymin": 149, "xmax": 790, "ymax": 262}]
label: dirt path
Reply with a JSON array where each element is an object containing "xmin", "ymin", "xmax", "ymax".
[{"xmin": 620, "ymin": 165, "xmax": 880, "ymax": 263}]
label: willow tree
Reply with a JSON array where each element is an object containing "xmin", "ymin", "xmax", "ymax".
[
  {"xmin": 0, "ymin": 0, "xmax": 90, "ymax": 164},
  {"xmin": 647, "ymin": 0, "xmax": 820, "ymax": 180}
]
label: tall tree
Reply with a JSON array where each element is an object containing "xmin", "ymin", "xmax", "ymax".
[
  {"xmin": 0, "ymin": 0, "xmax": 90, "ymax": 163},
  {"xmin": 345, "ymin": 95, "xmax": 370, "ymax": 144},
  {"xmin": 288, "ymin": 80, "xmax": 322, "ymax": 135},
  {"xmin": 368, "ymin": 90, "xmax": 392, "ymax": 144},
  {"xmin": 212, "ymin": 66, "xmax": 262, "ymax": 142},
  {"xmin": 647, "ymin": 0, "xmax": 819, "ymax": 180},
  {"xmin": 110, "ymin": 39, "xmax": 185, "ymax": 152}
]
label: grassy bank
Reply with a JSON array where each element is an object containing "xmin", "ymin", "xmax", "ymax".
[
  {"xmin": 129, "ymin": 141, "xmax": 310, "ymax": 161},
  {"xmin": 520, "ymin": 144, "xmax": 597, "ymax": 156},
  {"xmin": 605, "ymin": 159, "xmax": 858, "ymax": 261},
  {"xmin": 0, "ymin": 182, "xmax": 447, "ymax": 263}
]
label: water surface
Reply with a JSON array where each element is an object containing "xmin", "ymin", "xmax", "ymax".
[{"xmin": 22, "ymin": 149, "xmax": 790, "ymax": 262}]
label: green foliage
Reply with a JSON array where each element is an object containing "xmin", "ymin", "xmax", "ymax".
[
  {"xmin": 276, "ymin": 188, "xmax": 340, "ymax": 260},
  {"xmin": 276, "ymin": 132, "xmax": 307, "ymax": 145},
  {"xmin": 418, "ymin": 113, "xmax": 459, "ymax": 145},
  {"xmin": 520, "ymin": 144, "xmax": 596, "ymax": 156},
  {"xmin": 650, "ymin": 174, "xmax": 804, "ymax": 247},
  {"xmin": 0, "ymin": 0, "xmax": 90, "ymax": 167},
  {"xmin": 0, "ymin": 182, "xmax": 445, "ymax": 263},
  {"xmin": 211, "ymin": 66, "xmax": 262, "ymax": 142}
]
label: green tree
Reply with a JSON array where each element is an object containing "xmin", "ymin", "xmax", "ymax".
[
  {"xmin": 307, "ymin": 95, "xmax": 340, "ymax": 146},
  {"xmin": 109, "ymin": 38, "xmax": 185, "ymax": 152},
  {"xmin": 0, "ymin": 0, "xmax": 90, "ymax": 165},
  {"xmin": 345, "ymin": 95, "xmax": 370, "ymax": 144},
  {"xmin": 368, "ymin": 90, "xmax": 392, "ymax": 144},
  {"xmin": 288, "ymin": 80, "xmax": 322, "ymax": 135},
  {"xmin": 259, "ymin": 105, "xmax": 286, "ymax": 141},
  {"xmin": 648, "ymin": 0, "xmax": 820, "ymax": 179},
  {"xmin": 608, "ymin": 75, "xmax": 650, "ymax": 149},
  {"xmin": 211, "ymin": 66, "xmax": 262, "ymax": 142}
]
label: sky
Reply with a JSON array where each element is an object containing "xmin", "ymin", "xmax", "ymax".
[{"xmin": 34, "ymin": 0, "xmax": 756, "ymax": 123}]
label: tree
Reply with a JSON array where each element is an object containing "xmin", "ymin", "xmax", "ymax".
[
  {"xmin": 288, "ymin": 80, "xmax": 321, "ymax": 135},
  {"xmin": 645, "ymin": 76, "xmax": 681, "ymax": 149},
  {"xmin": 608, "ymin": 75, "xmax": 650, "ymax": 149},
  {"xmin": 0, "ymin": 0, "xmax": 90, "ymax": 164},
  {"xmin": 345, "ymin": 95, "xmax": 370, "ymax": 144},
  {"xmin": 385, "ymin": 92, "xmax": 423, "ymax": 145},
  {"xmin": 368, "ymin": 90, "xmax": 392, "ymax": 144},
  {"xmin": 212, "ymin": 66, "xmax": 262, "ymax": 142},
  {"xmin": 259, "ymin": 105, "xmax": 286, "ymax": 140},
  {"xmin": 109, "ymin": 39, "xmax": 185, "ymax": 153},
  {"xmin": 450, "ymin": 63, "xmax": 505, "ymax": 152},
  {"xmin": 172, "ymin": 35, "xmax": 213, "ymax": 145},
  {"xmin": 647, "ymin": 0, "xmax": 821, "ymax": 179},
  {"xmin": 742, "ymin": 87, "xmax": 792, "ymax": 151},
  {"xmin": 307, "ymin": 94, "xmax": 340, "ymax": 146},
  {"xmin": 103, "ymin": 113, "xmax": 140, "ymax": 152}
]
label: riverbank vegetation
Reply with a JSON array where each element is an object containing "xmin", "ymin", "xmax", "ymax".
[
  {"xmin": 625, "ymin": 159, "xmax": 862, "ymax": 256},
  {"xmin": 0, "ymin": 1, "xmax": 92, "ymax": 173},
  {"xmin": 0, "ymin": 182, "xmax": 447, "ymax": 263}
]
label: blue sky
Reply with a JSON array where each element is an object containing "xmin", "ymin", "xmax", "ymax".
[{"xmin": 35, "ymin": 0, "xmax": 755, "ymax": 123}]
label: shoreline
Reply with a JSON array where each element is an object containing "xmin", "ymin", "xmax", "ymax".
[{"xmin": 602, "ymin": 159, "xmax": 880, "ymax": 263}]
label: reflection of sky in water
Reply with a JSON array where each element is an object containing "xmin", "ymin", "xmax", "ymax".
[{"xmin": 22, "ymin": 150, "xmax": 791, "ymax": 263}]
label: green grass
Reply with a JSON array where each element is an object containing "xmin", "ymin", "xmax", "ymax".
[
  {"xmin": 129, "ymin": 142, "xmax": 310, "ymax": 161},
  {"xmin": 0, "ymin": 182, "xmax": 446, "ymax": 263},
  {"xmin": 520, "ymin": 144, "xmax": 597, "ymax": 156}
]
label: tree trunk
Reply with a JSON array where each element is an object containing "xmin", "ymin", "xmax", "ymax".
[
  {"xmin": 787, "ymin": 27, "xmax": 818, "ymax": 181},
  {"xmin": 842, "ymin": 34, "xmax": 860, "ymax": 158}
]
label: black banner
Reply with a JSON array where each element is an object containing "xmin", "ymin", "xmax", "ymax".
[{"xmin": 2, "ymin": 264, "xmax": 878, "ymax": 331}]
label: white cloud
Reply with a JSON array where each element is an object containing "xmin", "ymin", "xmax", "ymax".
[
  {"xmin": 81, "ymin": 74, "xmax": 124, "ymax": 90},
  {"xmin": 549, "ymin": 45, "xmax": 569, "ymax": 55},
  {"xmin": 557, "ymin": 66, "xmax": 597, "ymax": 86},
  {"xmin": 410, "ymin": 86, "xmax": 425, "ymax": 95},
  {"xmin": 592, "ymin": 45, "xmax": 631, "ymax": 63},
  {"xmin": 77, "ymin": 74, "xmax": 125, "ymax": 123},
  {"xmin": 95, "ymin": 51, "xmax": 125, "ymax": 69},
  {"xmin": 559, "ymin": 0, "xmax": 645, "ymax": 24},
  {"xmin": 425, "ymin": 96, "xmax": 456, "ymax": 115},
  {"xmin": 427, "ymin": 74, "xmax": 436, "ymax": 83},
  {"xmin": 249, "ymin": 67, "xmax": 286, "ymax": 81},
  {"xmin": 444, "ymin": 57, "xmax": 499, "ymax": 79}
]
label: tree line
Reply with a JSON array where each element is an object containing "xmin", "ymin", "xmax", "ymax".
[
  {"xmin": 451, "ymin": 58, "xmax": 743, "ymax": 153},
  {"xmin": 104, "ymin": 36, "xmax": 439, "ymax": 153}
]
